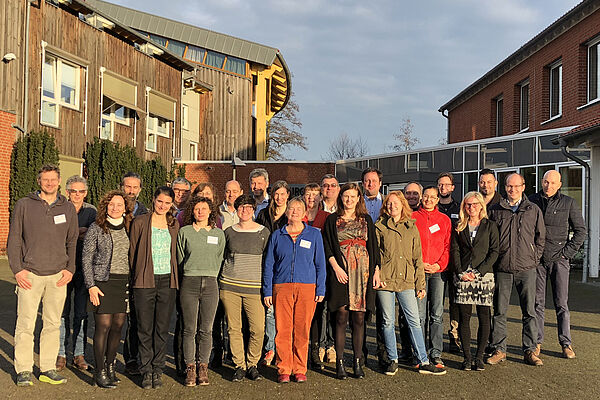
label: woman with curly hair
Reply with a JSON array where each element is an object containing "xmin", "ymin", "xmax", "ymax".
[
  {"xmin": 82, "ymin": 190, "xmax": 134, "ymax": 388},
  {"xmin": 177, "ymin": 196, "xmax": 225, "ymax": 386}
]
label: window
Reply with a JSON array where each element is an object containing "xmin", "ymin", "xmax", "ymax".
[
  {"xmin": 101, "ymin": 99, "xmax": 130, "ymax": 141},
  {"xmin": 185, "ymin": 45, "xmax": 206, "ymax": 63},
  {"xmin": 205, "ymin": 51, "xmax": 226, "ymax": 68},
  {"xmin": 41, "ymin": 53, "xmax": 80, "ymax": 126},
  {"xmin": 167, "ymin": 39, "xmax": 186, "ymax": 57},
  {"xmin": 182, "ymin": 104, "xmax": 189, "ymax": 130},
  {"xmin": 224, "ymin": 56, "xmax": 246, "ymax": 75},
  {"xmin": 495, "ymin": 96, "xmax": 503, "ymax": 136},
  {"xmin": 148, "ymin": 34, "xmax": 167, "ymax": 47},
  {"xmin": 588, "ymin": 37, "xmax": 600, "ymax": 103},
  {"xmin": 549, "ymin": 61, "xmax": 562, "ymax": 118},
  {"xmin": 189, "ymin": 142, "xmax": 198, "ymax": 161},
  {"xmin": 146, "ymin": 114, "xmax": 170, "ymax": 151},
  {"xmin": 519, "ymin": 81, "xmax": 529, "ymax": 130}
]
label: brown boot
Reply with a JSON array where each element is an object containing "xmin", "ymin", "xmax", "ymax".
[
  {"xmin": 184, "ymin": 364, "xmax": 196, "ymax": 387},
  {"xmin": 73, "ymin": 355, "xmax": 89, "ymax": 371},
  {"xmin": 524, "ymin": 350, "xmax": 543, "ymax": 366},
  {"xmin": 56, "ymin": 355, "xmax": 67, "ymax": 371},
  {"xmin": 562, "ymin": 345, "xmax": 576, "ymax": 359},
  {"xmin": 533, "ymin": 343, "xmax": 541, "ymax": 357},
  {"xmin": 486, "ymin": 350, "xmax": 506, "ymax": 365},
  {"xmin": 197, "ymin": 363, "xmax": 209, "ymax": 386}
]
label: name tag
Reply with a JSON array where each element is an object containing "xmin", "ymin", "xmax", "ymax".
[
  {"xmin": 54, "ymin": 214, "xmax": 66, "ymax": 224},
  {"xmin": 451, "ymin": 214, "xmax": 459, "ymax": 219},
  {"xmin": 429, "ymin": 224, "xmax": 440, "ymax": 234},
  {"xmin": 207, "ymin": 236, "xmax": 219, "ymax": 245},
  {"xmin": 471, "ymin": 230, "xmax": 477, "ymax": 239},
  {"xmin": 300, "ymin": 239, "xmax": 311, "ymax": 249}
]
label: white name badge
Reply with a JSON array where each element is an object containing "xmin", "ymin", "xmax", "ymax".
[
  {"xmin": 300, "ymin": 239, "xmax": 311, "ymax": 249},
  {"xmin": 429, "ymin": 224, "xmax": 440, "ymax": 234},
  {"xmin": 451, "ymin": 214, "xmax": 459, "ymax": 219},
  {"xmin": 207, "ymin": 236, "xmax": 219, "ymax": 245},
  {"xmin": 54, "ymin": 214, "xmax": 67, "ymax": 224}
]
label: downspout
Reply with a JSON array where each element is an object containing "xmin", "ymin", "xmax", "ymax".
[
  {"xmin": 440, "ymin": 109, "xmax": 449, "ymax": 144},
  {"xmin": 99, "ymin": 67, "xmax": 105, "ymax": 138},
  {"xmin": 560, "ymin": 140, "xmax": 591, "ymax": 283},
  {"xmin": 22, "ymin": 0, "xmax": 32, "ymax": 135}
]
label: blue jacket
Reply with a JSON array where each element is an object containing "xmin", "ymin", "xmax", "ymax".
[{"xmin": 263, "ymin": 223, "xmax": 326, "ymax": 297}]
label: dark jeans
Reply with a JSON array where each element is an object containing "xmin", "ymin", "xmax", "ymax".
[
  {"xmin": 123, "ymin": 291, "xmax": 139, "ymax": 365},
  {"xmin": 458, "ymin": 304, "xmax": 490, "ymax": 361},
  {"xmin": 174, "ymin": 293, "xmax": 185, "ymax": 373},
  {"xmin": 180, "ymin": 276, "xmax": 220, "ymax": 365},
  {"xmin": 134, "ymin": 275, "xmax": 176, "ymax": 374},
  {"xmin": 535, "ymin": 258, "xmax": 571, "ymax": 346},
  {"xmin": 59, "ymin": 270, "xmax": 88, "ymax": 357},
  {"xmin": 491, "ymin": 269, "xmax": 537, "ymax": 353}
]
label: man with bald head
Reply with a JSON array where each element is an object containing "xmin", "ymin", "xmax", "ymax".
[
  {"xmin": 488, "ymin": 173, "xmax": 545, "ymax": 367},
  {"xmin": 529, "ymin": 170, "xmax": 585, "ymax": 359},
  {"xmin": 220, "ymin": 180, "xmax": 243, "ymax": 229},
  {"xmin": 404, "ymin": 182, "xmax": 423, "ymax": 211}
]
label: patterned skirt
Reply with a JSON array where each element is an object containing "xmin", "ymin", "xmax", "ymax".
[{"xmin": 454, "ymin": 270, "xmax": 495, "ymax": 307}]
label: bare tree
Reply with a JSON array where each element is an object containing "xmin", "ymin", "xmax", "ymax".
[
  {"xmin": 391, "ymin": 117, "xmax": 420, "ymax": 151},
  {"xmin": 265, "ymin": 93, "xmax": 307, "ymax": 160},
  {"xmin": 325, "ymin": 133, "xmax": 369, "ymax": 160}
]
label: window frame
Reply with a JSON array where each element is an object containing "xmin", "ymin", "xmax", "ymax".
[
  {"xmin": 588, "ymin": 36, "xmax": 600, "ymax": 104},
  {"xmin": 182, "ymin": 104, "xmax": 189, "ymax": 130},
  {"xmin": 519, "ymin": 80, "xmax": 530, "ymax": 131},
  {"xmin": 495, "ymin": 95, "xmax": 504, "ymax": 137},
  {"xmin": 189, "ymin": 141, "xmax": 198, "ymax": 161},
  {"xmin": 40, "ymin": 53, "xmax": 81, "ymax": 127},
  {"xmin": 101, "ymin": 102, "xmax": 131, "ymax": 142},
  {"xmin": 549, "ymin": 61, "xmax": 562, "ymax": 119}
]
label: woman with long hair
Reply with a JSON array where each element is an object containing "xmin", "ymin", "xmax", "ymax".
[
  {"xmin": 129, "ymin": 187, "xmax": 179, "ymax": 389},
  {"xmin": 451, "ymin": 191, "xmax": 499, "ymax": 371},
  {"xmin": 177, "ymin": 196, "xmax": 225, "ymax": 386},
  {"xmin": 82, "ymin": 190, "xmax": 134, "ymax": 388},
  {"xmin": 374, "ymin": 191, "xmax": 446, "ymax": 376},
  {"xmin": 322, "ymin": 183, "xmax": 379, "ymax": 379}
]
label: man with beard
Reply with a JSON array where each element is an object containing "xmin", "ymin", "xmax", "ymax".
[
  {"xmin": 479, "ymin": 169, "xmax": 502, "ymax": 212},
  {"xmin": 404, "ymin": 182, "xmax": 423, "ymax": 211}
]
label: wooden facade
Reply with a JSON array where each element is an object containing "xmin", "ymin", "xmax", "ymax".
[
  {"xmin": 26, "ymin": 1, "xmax": 188, "ymax": 166},
  {"xmin": 0, "ymin": 0, "xmax": 26, "ymax": 119}
]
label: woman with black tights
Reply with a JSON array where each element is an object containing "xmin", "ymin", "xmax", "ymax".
[
  {"xmin": 82, "ymin": 190, "xmax": 134, "ymax": 388},
  {"xmin": 323, "ymin": 183, "xmax": 379, "ymax": 380},
  {"xmin": 450, "ymin": 192, "xmax": 499, "ymax": 371}
]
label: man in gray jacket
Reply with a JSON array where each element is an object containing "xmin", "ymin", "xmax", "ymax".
[
  {"xmin": 529, "ymin": 170, "xmax": 586, "ymax": 359},
  {"xmin": 8, "ymin": 165, "xmax": 79, "ymax": 386},
  {"xmin": 487, "ymin": 173, "xmax": 546, "ymax": 366}
]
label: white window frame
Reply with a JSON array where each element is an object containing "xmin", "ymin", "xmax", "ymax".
[
  {"xmin": 40, "ymin": 53, "xmax": 81, "ymax": 127},
  {"xmin": 100, "ymin": 117, "xmax": 113, "ymax": 141},
  {"xmin": 588, "ymin": 36, "xmax": 600, "ymax": 104},
  {"xmin": 182, "ymin": 104, "xmax": 189, "ymax": 130},
  {"xmin": 549, "ymin": 61, "xmax": 562, "ymax": 118},
  {"xmin": 147, "ymin": 115, "xmax": 170, "ymax": 138},
  {"xmin": 101, "ymin": 103, "xmax": 130, "ymax": 141},
  {"xmin": 189, "ymin": 141, "xmax": 198, "ymax": 161},
  {"xmin": 519, "ymin": 80, "xmax": 530, "ymax": 131}
]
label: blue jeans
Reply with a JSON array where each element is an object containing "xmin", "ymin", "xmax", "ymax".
[
  {"xmin": 378, "ymin": 290, "xmax": 428, "ymax": 364},
  {"xmin": 59, "ymin": 271, "xmax": 88, "ymax": 357},
  {"xmin": 264, "ymin": 305, "xmax": 276, "ymax": 352},
  {"xmin": 417, "ymin": 272, "xmax": 446, "ymax": 359}
]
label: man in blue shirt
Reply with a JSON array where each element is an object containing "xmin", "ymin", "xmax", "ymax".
[{"xmin": 249, "ymin": 168, "xmax": 269, "ymax": 218}]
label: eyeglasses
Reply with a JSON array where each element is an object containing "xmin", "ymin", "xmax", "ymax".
[
  {"xmin": 173, "ymin": 189, "xmax": 190, "ymax": 194},
  {"xmin": 322, "ymin": 183, "xmax": 338, "ymax": 188},
  {"xmin": 237, "ymin": 205, "xmax": 254, "ymax": 211},
  {"xmin": 423, "ymin": 195, "xmax": 438, "ymax": 200},
  {"xmin": 67, "ymin": 189, "xmax": 87, "ymax": 194}
]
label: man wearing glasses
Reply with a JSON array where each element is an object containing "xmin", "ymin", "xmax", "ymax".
[
  {"xmin": 487, "ymin": 173, "xmax": 546, "ymax": 367},
  {"xmin": 171, "ymin": 177, "xmax": 192, "ymax": 213},
  {"xmin": 320, "ymin": 174, "xmax": 340, "ymax": 213}
]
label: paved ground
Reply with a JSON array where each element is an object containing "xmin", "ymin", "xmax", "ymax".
[{"xmin": 0, "ymin": 260, "xmax": 598, "ymax": 399}]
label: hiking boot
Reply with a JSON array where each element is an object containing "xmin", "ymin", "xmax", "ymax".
[
  {"xmin": 486, "ymin": 350, "xmax": 506, "ymax": 365},
  {"xmin": 232, "ymin": 367, "xmax": 245, "ymax": 382},
  {"xmin": 326, "ymin": 346, "xmax": 337, "ymax": 363},
  {"xmin": 247, "ymin": 366, "xmax": 262, "ymax": 381},
  {"xmin": 55, "ymin": 356, "xmax": 66, "ymax": 371},
  {"xmin": 261, "ymin": 350, "xmax": 275, "ymax": 366},
  {"xmin": 16, "ymin": 371, "xmax": 33, "ymax": 387},
  {"xmin": 152, "ymin": 372, "xmax": 163, "ymax": 388},
  {"xmin": 562, "ymin": 345, "xmax": 576, "ymax": 359},
  {"xmin": 417, "ymin": 363, "xmax": 447, "ymax": 375},
  {"xmin": 184, "ymin": 364, "xmax": 196, "ymax": 387},
  {"xmin": 39, "ymin": 369, "xmax": 67, "ymax": 385},
  {"xmin": 385, "ymin": 361, "xmax": 398, "ymax": 376},
  {"xmin": 141, "ymin": 372, "xmax": 152, "ymax": 389},
  {"xmin": 74, "ymin": 355, "xmax": 89, "ymax": 371},
  {"xmin": 533, "ymin": 343, "xmax": 541, "ymax": 357},
  {"xmin": 197, "ymin": 363, "xmax": 209, "ymax": 386},
  {"xmin": 524, "ymin": 351, "xmax": 543, "ymax": 366},
  {"xmin": 310, "ymin": 345, "xmax": 324, "ymax": 371}
]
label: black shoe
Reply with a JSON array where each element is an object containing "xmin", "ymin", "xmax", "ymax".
[
  {"xmin": 232, "ymin": 367, "xmax": 245, "ymax": 382},
  {"xmin": 141, "ymin": 373, "xmax": 152, "ymax": 389},
  {"xmin": 16, "ymin": 371, "xmax": 33, "ymax": 387},
  {"xmin": 94, "ymin": 368, "xmax": 116, "ymax": 389},
  {"xmin": 310, "ymin": 346, "xmax": 324, "ymax": 371},
  {"xmin": 246, "ymin": 366, "xmax": 262, "ymax": 381},
  {"xmin": 126, "ymin": 361, "xmax": 140, "ymax": 375},
  {"xmin": 336, "ymin": 360, "xmax": 347, "ymax": 380},
  {"xmin": 417, "ymin": 363, "xmax": 447, "ymax": 375},
  {"xmin": 353, "ymin": 358, "xmax": 365, "ymax": 379},
  {"xmin": 473, "ymin": 359, "xmax": 485, "ymax": 371},
  {"xmin": 152, "ymin": 372, "xmax": 163, "ymax": 389},
  {"xmin": 431, "ymin": 357, "xmax": 444, "ymax": 368},
  {"xmin": 385, "ymin": 361, "xmax": 398, "ymax": 376},
  {"xmin": 210, "ymin": 351, "xmax": 223, "ymax": 369},
  {"xmin": 461, "ymin": 360, "xmax": 471, "ymax": 370},
  {"xmin": 105, "ymin": 361, "xmax": 121, "ymax": 384}
]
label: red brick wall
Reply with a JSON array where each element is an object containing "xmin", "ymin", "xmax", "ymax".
[
  {"xmin": 448, "ymin": 7, "xmax": 600, "ymax": 143},
  {"xmin": 0, "ymin": 111, "xmax": 16, "ymax": 254},
  {"xmin": 183, "ymin": 162, "xmax": 335, "ymax": 202}
]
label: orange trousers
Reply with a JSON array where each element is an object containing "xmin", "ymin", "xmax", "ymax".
[{"xmin": 273, "ymin": 283, "xmax": 317, "ymax": 375}]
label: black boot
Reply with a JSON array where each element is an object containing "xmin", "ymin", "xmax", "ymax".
[
  {"xmin": 310, "ymin": 345, "xmax": 324, "ymax": 371},
  {"xmin": 336, "ymin": 359, "xmax": 347, "ymax": 380},
  {"xmin": 106, "ymin": 361, "xmax": 121, "ymax": 384},
  {"xmin": 94, "ymin": 368, "xmax": 116, "ymax": 389},
  {"xmin": 353, "ymin": 358, "xmax": 365, "ymax": 379}
]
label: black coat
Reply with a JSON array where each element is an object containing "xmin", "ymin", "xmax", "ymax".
[
  {"xmin": 529, "ymin": 191, "xmax": 586, "ymax": 263},
  {"xmin": 450, "ymin": 218, "xmax": 499, "ymax": 276},
  {"xmin": 256, "ymin": 207, "xmax": 288, "ymax": 234},
  {"xmin": 322, "ymin": 213, "xmax": 380, "ymax": 313},
  {"xmin": 489, "ymin": 196, "xmax": 546, "ymax": 273}
]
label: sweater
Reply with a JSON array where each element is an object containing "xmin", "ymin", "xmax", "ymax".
[
  {"xmin": 8, "ymin": 192, "xmax": 78, "ymax": 275},
  {"xmin": 220, "ymin": 225, "xmax": 270, "ymax": 294},
  {"xmin": 176, "ymin": 225, "xmax": 225, "ymax": 277},
  {"xmin": 82, "ymin": 222, "xmax": 130, "ymax": 289},
  {"xmin": 263, "ymin": 223, "xmax": 326, "ymax": 297},
  {"xmin": 411, "ymin": 207, "xmax": 452, "ymax": 272}
]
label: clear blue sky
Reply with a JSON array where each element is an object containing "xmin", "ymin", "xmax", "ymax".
[{"xmin": 107, "ymin": 0, "xmax": 581, "ymax": 160}]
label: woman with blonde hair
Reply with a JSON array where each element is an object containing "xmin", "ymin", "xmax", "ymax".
[
  {"xmin": 374, "ymin": 191, "xmax": 446, "ymax": 376},
  {"xmin": 450, "ymin": 191, "xmax": 499, "ymax": 371}
]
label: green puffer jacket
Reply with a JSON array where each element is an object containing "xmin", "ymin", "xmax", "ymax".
[{"xmin": 374, "ymin": 215, "xmax": 425, "ymax": 293}]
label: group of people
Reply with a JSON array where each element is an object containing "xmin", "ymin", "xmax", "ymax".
[{"xmin": 8, "ymin": 163, "xmax": 585, "ymax": 388}]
